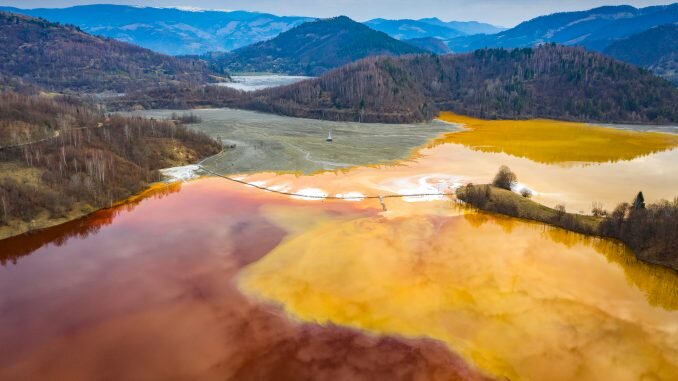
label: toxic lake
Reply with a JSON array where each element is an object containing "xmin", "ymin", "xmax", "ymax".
[{"xmin": 1, "ymin": 112, "xmax": 677, "ymax": 381}]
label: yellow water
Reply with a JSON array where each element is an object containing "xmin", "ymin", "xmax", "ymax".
[
  {"xmin": 237, "ymin": 126, "xmax": 678, "ymax": 212},
  {"xmin": 237, "ymin": 113, "xmax": 678, "ymax": 381},
  {"xmin": 435, "ymin": 113, "xmax": 678, "ymax": 164},
  {"xmin": 240, "ymin": 210, "xmax": 678, "ymax": 381}
]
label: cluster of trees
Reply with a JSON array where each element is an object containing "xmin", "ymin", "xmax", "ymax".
[
  {"xmin": 0, "ymin": 91, "xmax": 99, "ymax": 146},
  {"xmin": 170, "ymin": 112, "xmax": 202, "ymax": 124},
  {"xmin": 458, "ymin": 166, "xmax": 678, "ymax": 271},
  {"xmin": 108, "ymin": 83, "xmax": 244, "ymax": 111},
  {"xmin": 0, "ymin": 11, "xmax": 213, "ymax": 93},
  {"xmin": 0, "ymin": 91, "xmax": 221, "ymax": 228},
  {"xmin": 600, "ymin": 193, "xmax": 678, "ymax": 270}
]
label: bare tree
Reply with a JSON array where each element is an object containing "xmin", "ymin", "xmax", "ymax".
[{"xmin": 493, "ymin": 165, "xmax": 517, "ymax": 190}]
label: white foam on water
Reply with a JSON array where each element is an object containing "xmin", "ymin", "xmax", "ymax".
[
  {"xmin": 381, "ymin": 174, "xmax": 465, "ymax": 202},
  {"xmin": 247, "ymin": 181, "xmax": 268, "ymax": 188},
  {"xmin": 267, "ymin": 184, "xmax": 292, "ymax": 193},
  {"xmin": 335, "ymin": 192, "xmax": 366, "ymax": 201},
  {"xmin": 292, "ymin": 188, "xmax": 328, "ymax": 200}
]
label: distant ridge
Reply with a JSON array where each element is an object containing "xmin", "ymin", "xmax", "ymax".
[
  {"xmin": 605, "ymin": 24, "xmax": 678, "ymax": 84},
  {"xmin": 447, "ymin": 4, "xmax": 678, "ymax": 52},
  {"xmin": 209, "ymin": 16, "xmax": 426, "ymax": 76},
  {"xmin": 365, "ymin": 18, "xmax": 465, "ymax": 40},
  {"xmin": 417, "ymin": 18, "xmax": 505, "ymax": 35},
  {"xmin": 0, "ymin": 4, "xmax": 313, "ymax": 55},
  {"xmin": 404, "ymin": 37, "xmax": 451, "ymax": 54}
]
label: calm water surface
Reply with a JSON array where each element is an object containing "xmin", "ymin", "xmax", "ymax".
[
  {"xmin": 2, "ymin": 115, "xmax": 677, "ymax": 381},
  {"xmin": 1, "ymin": 177, "xmax": 676, "ymax": 381}
]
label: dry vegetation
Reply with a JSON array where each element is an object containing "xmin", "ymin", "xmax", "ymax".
[{"xmin": 0, "ymin": 91, "xmax": 222, "ymax": 238}]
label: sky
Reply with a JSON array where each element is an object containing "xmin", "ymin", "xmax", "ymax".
[{"xmin": 0, "ymin": 0, "xmax": 675, "ymax": 26}]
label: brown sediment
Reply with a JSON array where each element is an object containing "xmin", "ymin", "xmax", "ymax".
[{"xmin": 0, "ymin": 178, "xmax": 490, "ymax": 381}]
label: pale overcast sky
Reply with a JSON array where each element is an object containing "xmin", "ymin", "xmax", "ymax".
[{"xmin": 0, "ymin": 0, "xmax": 675, "ymax": 26}]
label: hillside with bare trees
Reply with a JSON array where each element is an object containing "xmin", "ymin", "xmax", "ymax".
[
  {"xmin": 114, "ymin": 45, "xmax": 678, "ymax": 124},
  {"xmin": 243, "ymin": 45, "xmax": 678, "ymax": 123},
  {"xmin": 0, "ymin": 11, "xmax": 216, "ymax": 93},
  {"xmin": 0, "ymin": 91, "xmax": 221, "ymax": 238}
]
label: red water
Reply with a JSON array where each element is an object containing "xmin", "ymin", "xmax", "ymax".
[{"xmin": 0, "ymin": 178, "xmax": 490, "ymax": 381}]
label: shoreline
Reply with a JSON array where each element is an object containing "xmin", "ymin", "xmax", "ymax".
[
  {"xmin": 0, "ymin": 180, "xmax": 181, "ymax": 242},
  {"xmin": 456, "ymin": 184, "xmax": 677, "ymax": 273}
]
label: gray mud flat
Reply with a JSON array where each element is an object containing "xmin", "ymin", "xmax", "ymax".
[{"xmin": 128, "ymin": 108, "xmax": 459, "ymax": 175}]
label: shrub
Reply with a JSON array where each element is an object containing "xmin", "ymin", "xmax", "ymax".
[{"xmin": 591, "ymin": 202, "xmax": 606, "ymax": 217}]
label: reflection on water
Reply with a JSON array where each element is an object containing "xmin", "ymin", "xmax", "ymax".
[
  {"xmin": 240, "ymin": 211, "xmax": 678, "ymax": 381},
  {"xmin": 238, "ymin": 138, "xmax": 678, "ymax": 212},
  {"xmin": 435, "ymin": 113, "xmax": 678, "ymax": 165},
  {"xmin": 0, "ymin": 183, "xmax": 181, "ymax": 266}
]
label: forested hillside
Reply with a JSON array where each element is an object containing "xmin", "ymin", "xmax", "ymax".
[
  {"xmin": 0, "ymin": 91, "xmax": 221, "ymax": 237},
  {"xmin": 209, "ymin": 16, "xmax": 424, "ymax": 76},
  {"xmin": 604, "ymin": 24, "xmax": 678, "ymax": 84},
  {"xmin": 0, "ymin": 11, "xmax": 215, "ymax": 93},
  {"xmin": 241, "ymin": 45, "xmax": 678, "ymax": 123}
]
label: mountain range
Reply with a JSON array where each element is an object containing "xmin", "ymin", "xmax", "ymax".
[
  {"xmin": 364, "ymin": 19, "xmax": 467, "ymax": 40},
  {"xmin": 0, "ymin": 4, "xmax": 313, "ymax": 55},
  {"xmin": 417, "ymin": 18, "xmax": 506, "ymax": 35},
  {"xmin": 0, "ymin": 11, "xmax": 216, "ymax": 93},
  {"xmin": 0, "ymin": 4, "xmax": 505, "ymax": 56},
  {"xmin": 447, "ymin": 4, "xmax": 678, "ymax": 52},
  {"xmin": 209, "ymin": 16, "xmax": 425, "ymax": 76},
  {"xmin": 365, "ymin": 18, "xmax": 504, "ymax": 41}
]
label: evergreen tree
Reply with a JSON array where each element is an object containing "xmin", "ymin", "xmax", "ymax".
[{"xmin": 632, "ymin": 191, "xmax": 645, "ymax": 209}]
